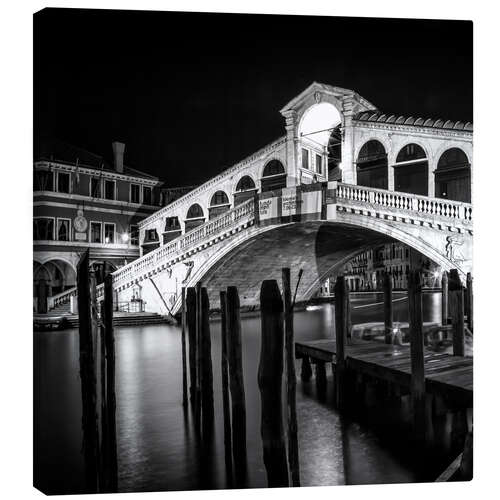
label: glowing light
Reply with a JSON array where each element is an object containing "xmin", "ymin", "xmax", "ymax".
[
  {"xmin": 122, "ymin": 233, "xmax": 129, "ymax": 243},
  {"xmin": 105, "ymin": 237, "xmax": 110, "ymax": 244},
  {"xmin": 433, "ymin": 271, "xmax": 440, "ymax": 279}
]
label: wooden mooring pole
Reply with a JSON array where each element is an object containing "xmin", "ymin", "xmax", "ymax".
[
  {"xmin": 282, "ymin": 268, "xmax": 300, "ymax": 487},
  {"xmin": 408, "ymin": 270, "xmax": 425, "ymax": 441},
  {"xmin": 201, "ymin": 288, "xmax": 214, "ymax": 436},
  {"xmin": 102, "ymin": 272, "xmax": 118, "ymax": 492},
  {"xmin": 449, "ymin": 269, "xmax": 465, "ymax": 357},
  {"xmin": 195, "ymin": 282, "xmax": 203, "ymax": 430},
  {"xmin": 383, "ymin": 271, "xmax": 393, "ymax": 344},
  {"xmin": 99, "ymin": 284, "xmax": 108, "ymax": 490},
  {"xmin": 226, "ymin": 286, "xmax": 247, "ymax": 484},
  {"xmin": 219, "ymin": 290, "xmax": 233, "ymax": 483},
  {"xmin": 181, "ymin": 287, "xmax": 188, "ymax": 408},
  {"xmin": 186, "ymin": 287, "xmax": 197, "ymax": 405},
  {"xmin": 466, "ymin": 272, "xmax": 473, "ymax": 333},
  {"xmin": 441, "ymin": 271, "xmax": 449, "ymax": 327},
  {"xmin": 76, "ymin": 249, "xmax": 100, "ymax": 492},
  {"xmin": 259, "ymin": 280, "xmax": 289, "ymax": 487},
  {"xmin": 334, "ymin": 275, "xmax": 349, "ymax": 410}
]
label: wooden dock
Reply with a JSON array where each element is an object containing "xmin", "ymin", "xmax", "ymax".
[{"xmin": 295, "ymin": 338, "xmax": 473, "ymax": 407}]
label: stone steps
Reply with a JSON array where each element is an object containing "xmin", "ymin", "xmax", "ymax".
[{"xmin": 34, "ymin": 312, "xmax": 173, "ymax": 331}]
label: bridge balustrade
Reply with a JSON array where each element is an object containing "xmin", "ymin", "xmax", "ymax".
[
  {"xmin": 336, "ymin": 183, "xmax": 472, "ymax": 223},
  {"xmin": 112, "ymin": 197, "xmax": 256, "ymax": 287}
]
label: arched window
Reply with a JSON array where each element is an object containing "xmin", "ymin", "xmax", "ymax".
[
  {"xmin": 234, "ymin": 176, "xmax": 257, "ymax": 206},
  {"xmin": 261, "ymin": 160, "xmax": 286, "ymax": 192},
  {"xmin": 263, "ymin": 160, "xmax": 285, "ymax": 177},
  {"xmin": 186, "ymin": 203, "xmax": 204, "ymax": 219},
  {"xmin": 236, "ymin": 176, "xmax": 256, "ymax": 192},
  {"xmin": 141, "ymin": 228, "xmax": 160, "ymax": 255},
  {"xmin": 163, "ymin": 216, "xmax": 181, "ymax": 244},
  {"xmin": 210, "ymin": 190, "xmax": 229, "ymax": 206},
  {"xmin": 394, "ymin": 143, "xmax": 428, "ymax": 196},
  {"xmin": 396, "ymin": 144, "xmax": 427, "ymax": 163},
  {"xmin": 435, "ymin": 148, "xmax": 471, "ymax": 203},
  {"xmin": 185, "ymin": 203, "xmax": 205, "ymax": 232},
  {"xmin": 356, "ymin": 140, "xmax": 388, "ymax": 189},
  {"xmin": 209, "ymin": 191, "xmax": 230, "ymax": 220}
]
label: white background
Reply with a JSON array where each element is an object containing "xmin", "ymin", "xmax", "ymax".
[{"xmin": 0, "ymin": 1, "xmax": 498, "ymax": 499}]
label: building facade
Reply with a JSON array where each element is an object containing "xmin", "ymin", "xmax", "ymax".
[
  {"xmin": 317, "ymin": 242, "xmax": 441, "ymax": 296},
  {"xmin": 33, "ymin": 139, "xmax": 180, "ymax": 313}
]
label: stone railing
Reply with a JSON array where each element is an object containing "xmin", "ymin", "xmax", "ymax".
[
  {"xmin": 47, "ymin": 286, "xmax": 77, "ymax": 310},
  {"xmin": 112, "ymin": 197, "xmax": 256, "ymax": 287},
  {"xmin": 47, "ymin": 282, "xmax": 105, "ymax": 310},
  {"xmin": 336, "ymin": 183, "xmax": 472, "ymax": 224}
]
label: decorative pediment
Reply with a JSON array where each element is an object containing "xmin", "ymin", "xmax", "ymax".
[{"xmin": 279, "ymin": 81, "xmax": 377, "ymax": 117}]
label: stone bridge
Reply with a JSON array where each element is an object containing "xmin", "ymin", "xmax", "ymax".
[
  {"xmin": 49, "ymin": 82, "xmax": 473, "ymax": 315},
  {"xmin": 111, "ymin": 181, "xmax": 472, "ymax": 315}
]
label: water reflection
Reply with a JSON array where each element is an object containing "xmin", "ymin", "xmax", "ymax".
[{"xmin": 35, "ymin": 292, "xmax": 444, "ymax": 494}]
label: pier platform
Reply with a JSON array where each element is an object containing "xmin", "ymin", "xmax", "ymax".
[{"xmin": 295, "ymin": 338, "xmax": 472, "ymax": 406}]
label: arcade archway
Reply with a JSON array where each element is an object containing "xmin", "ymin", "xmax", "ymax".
[
  {"xmin": 394, "ymin": 143, "xmax": 428, "ymax": 196},
  {"xmin": 356, "ymin": 140, "xmax": 388, "ymax": 189},
  {"xmin": 435, "ymin": 148, "xmax": 471, "ymax": 203}
]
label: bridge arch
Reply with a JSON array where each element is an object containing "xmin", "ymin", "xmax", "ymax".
[
  {"xmin": 169, "ymin": 214, "xmax": 467, "ymax": 312},
  {"xmin": 355, "ymin": 139, "xmax": 389, "ymax": 190},
  {"xmin": 394, "ymin": 143, "xmax": 429, "ymax": 196}
]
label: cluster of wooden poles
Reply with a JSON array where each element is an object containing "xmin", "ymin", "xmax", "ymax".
[
  {"xmin": 180, "ymin": 268, "xmax": 303, "ymax": 488},
  {"xmin": 76, "ymin": 249, "xmax": 118, "ymax": 494},
  {"xmin": 386, "ymin": 268, "xmax": 473, "ymax": 353},
  {"xmin": 314, "ymin": 268, "xmax": 473, "ymax": 442}
]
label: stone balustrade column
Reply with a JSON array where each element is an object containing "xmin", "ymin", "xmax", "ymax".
[
  {"xmin": 388, "ymin": 164, "xmax": 395, "ymax": 191},
  {"xmin": 428, "ymin": 164, "xmax": 436, "ymax": 198}
]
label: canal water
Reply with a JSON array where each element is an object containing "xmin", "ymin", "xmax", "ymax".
[{"xmin": 35, "ymin": 292, "xmax": 447, "ymax": 494}]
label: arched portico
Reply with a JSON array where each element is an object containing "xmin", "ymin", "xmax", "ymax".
[
  {"xmin": 209, "ymin": 190, "xmax": 230, "ymax": 219},
  {"xmin": 356, "ymin": 140, "xmax": 389, "ymax": 189},
  {"xmin": 394, "ymin": 143, "xmax": 429, "ymax": 196},
  {"xmin": 33, "ymin": 258, "xmax": 77, "ymax": 312},
  {"xmin": 234, "ymin": 175, "xmax": 257, "ymax": 206},
  {"xmin": 184, "ymin": 203, "xmax": 205, "ymax": 232},
  {"xmin": 261, "ymin": 159, "xmax": 287, "ymax": 192},
  {"xmin": 435, "ymin": 148, "xmax": 471, "ymax": 203}
]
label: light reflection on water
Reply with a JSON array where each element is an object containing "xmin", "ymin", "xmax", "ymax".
[{"xmin": 34, "ymin": 292, "xmax": 443, "ymax": 494}]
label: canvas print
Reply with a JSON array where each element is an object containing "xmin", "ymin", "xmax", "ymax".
[{"xmin": 33, "ymin": 8, "xmax": 473, "ymax": 495}]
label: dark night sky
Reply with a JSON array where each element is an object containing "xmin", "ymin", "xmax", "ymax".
[{"xmin": 34, "ymin": 8, "xmax": 472, "ymax": 187}]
